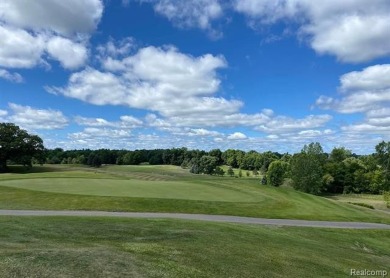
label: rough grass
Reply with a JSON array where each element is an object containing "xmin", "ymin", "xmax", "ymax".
[
  {"xmin": 0, "ymin": 216, "xmax": 389, "ymax": 278},
  {"xmin": 327, "ymin": 194, "xmax": 390, "ymax": 213},
  {"xmin": 0, "ymin": 165, "xmax": 389, "ymax": 223}
]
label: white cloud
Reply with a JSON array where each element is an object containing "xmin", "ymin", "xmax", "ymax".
[
  {"xmin": 70, "ymin": 127, "xmax": 132, "ymax": 140},
  {"xmin": 255, "ymin": 114, "xmax": 332, "ymax": 134},
  {"xmin": 46, "ymin": 37, "xmax": 88, "ymax": 69},
  {"xmin": 0, "ymin": 0, "xmax": 103, "ymax": 36},
  {"xmin": 187, "ymin": 128, "xmax": 222, "ymax": 137},
  {"xmin": 317, "ymin": 64, "xmax": 390, "ymax": 113},
  {"xmin": 0, "ymin": 69, "xmax": 23, "ymax": 83},
  {"xmin": 75, "ymin": 115, "xmax": 143, "ymax": 129},
  {"xmin": 227, "ymin": 132, "xmax": 247, "ymax": 140},
  {"xmin": 7, "ymin": 103, "xmax": 68, "ymax": 130},
  {"xmin": 142, "ymin": 0, "xmax": 223, "ymax": 37},
  {"xmin": 120, "ymin": 115, "xmax": 143, "ymax": 126},
  {"xmin": 0, "ymin": 110, "xmax": 8, "ymax": 117},
  {"xmin": 317, "ymin": 64, "xmax": 390, "ymax": 140},
  {"xmin": 339, "ymin": 64, "xmax": 390, "ymax": 92},
  {"xmin": 0, "ymin": 25, "xmax": 46, "ymax": 68},
  {"xmin": 0, "ymin": 0, "xmax": 103, "ymax": 70},
  {"xmin": 234, "ymin": 0, "xmax": 390, "ymax": 62},
  {"xmin": 97, "ymin": 37, "xmax": 135, "ymax": 58},
  {"xmin": 48, "ymin": 46, "xmax": 239, "ymax": 121}
]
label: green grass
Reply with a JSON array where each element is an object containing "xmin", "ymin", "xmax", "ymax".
[
  {"xmin": 0, "ymin": 178, "xmax": 260, "ymax": 202},
  {"xmin": 0, "ymin": 216, "xmax": 389, "ymax": 278},
  {"xmin": 0, "ymin": 165, "xmax": 389, "ymax": 223}
]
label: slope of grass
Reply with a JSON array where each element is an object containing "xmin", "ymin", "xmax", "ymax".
[
  {"xmin": 0, "ymin": 216, "xmax": 389, "ymax": 278},
  {"xmin": 0, "ymin": 165, "xmax": 389, "ymax": 223},
  {"xmin": 326, "ymin": 194, "xmax": 390, "ymax": 213}
]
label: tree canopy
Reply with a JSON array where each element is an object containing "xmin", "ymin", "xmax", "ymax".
[{"xmin": 0, "ymin": 123, "xmax": 45, "ymax": 172}]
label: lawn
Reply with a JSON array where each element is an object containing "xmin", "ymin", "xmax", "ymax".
[
  {"xmin": 0, "ymin": 217, "xmax": 388, "ymax": 278},
  {"xmin": 0, "ymin": 165, "xmax": 389, "ymax": 223}
]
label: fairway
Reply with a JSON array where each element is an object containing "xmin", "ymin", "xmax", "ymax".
[{"xmin": 0, "ymin": 178, "xmax": 259, "ymax": 202}]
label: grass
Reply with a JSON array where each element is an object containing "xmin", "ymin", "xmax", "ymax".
[
  {"xmin": 0, "ymin": 178, "xmax": 261, "ymax": 202},
  {"xmin": 0, "ymin": 216, "xmax": 389, "ymax": 278},
  {"xmin": 0, "ymin": 165, "xmax": 389, "ymax": 223},
  {"xmin": 327, "ymin": 194, "xmax": 390, "ymax": 213}
]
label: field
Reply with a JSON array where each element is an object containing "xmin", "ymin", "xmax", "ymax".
[{"xmin": 0, "ymin": 164, "xmax": 389, "ymax": 277}]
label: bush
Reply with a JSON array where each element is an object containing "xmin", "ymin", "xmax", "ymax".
[{"xmin": 384, "ymin": 192, "xmax": 390, "ymax": 208}]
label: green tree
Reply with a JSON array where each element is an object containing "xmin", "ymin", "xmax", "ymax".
[
  {"xmin": 214, "ymin": 166, "xmax": 225, "ymax": 176},
  {"xmin": 375, "ymin": 141, "xmax": 390, "ymax": 191},
  {"xmin": 290, "ymin": 142, "xmax": 325, "ymax": 195},
  {"xmin": 227, "ymin": 166, "xmax": 234, "ymax": 177},
  {"xmin": 0, "ymin": 123, "xmax": 44, "ymax": 172},
  {"xmin": 329, "ymin": 147, "xmax": 352, "ymax": 163},
  {"xmin": 267, "ymin": 160, "xmax": 289, "ymax": 187},
  {"xmin": 198, "ymin": 155, "xmax": 218, "ymax": 175}
]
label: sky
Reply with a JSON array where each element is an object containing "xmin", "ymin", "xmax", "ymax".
[{"xmin": 1, "ymin": 0, "xmax": 390, "ymax": 154}]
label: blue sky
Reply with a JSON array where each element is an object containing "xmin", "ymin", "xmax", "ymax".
[{"xmin": 1, "ymin": 0, "xmax": 390, "ymax": 154}]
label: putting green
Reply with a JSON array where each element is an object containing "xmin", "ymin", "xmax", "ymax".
[{"xmin": 0, "ymin": 178, "xmax": 260, "ymax": 202}]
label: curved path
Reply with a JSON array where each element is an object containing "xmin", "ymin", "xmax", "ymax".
[{"xmin": 1, "ymin": 210, "xmax": 389, "ymax": 229}]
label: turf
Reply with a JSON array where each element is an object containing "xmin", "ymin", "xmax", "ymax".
[
  {"xmin": 0, "ymin": 165, "xmax": 389, "ymax": 223},
  {"xmin": 0, "ymin": 216, "xmax": 388, "ymax": 278}
]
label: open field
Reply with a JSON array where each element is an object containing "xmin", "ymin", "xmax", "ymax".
[
  {"xmin": 0, "ymin": 165, "xmax": 389, "ymax": 223},
  {"xmin": 0, "ymin": 217, "xmax": 389, "ymax": 278}
]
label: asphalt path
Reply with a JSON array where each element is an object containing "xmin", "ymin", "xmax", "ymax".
[{"xmin": 0, "ymin": 210, "xmax": 389, "ymax": 229}]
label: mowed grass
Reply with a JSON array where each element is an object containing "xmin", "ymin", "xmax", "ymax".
[
  {"xmin": 0, "ymin": 165, "xmax": 389, "ymax": 223},
  {"xmin": 0, "ymin": 178, "xmax": 260, "ymax": 202},
  {"xmin": 0, "ymin": 217, "xmax": 389, "ymax": 278}
]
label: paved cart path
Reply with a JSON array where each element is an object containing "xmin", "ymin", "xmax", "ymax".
[{"xmin": 0, "ymin": 210, "xmax": 389, "ymax": 229}]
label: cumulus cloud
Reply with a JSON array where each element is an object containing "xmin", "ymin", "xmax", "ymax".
[
  {"xmin": 48, "ymin": 46, "xmax": 239, "ymax": 121},
  {"xmin": 0, "ymin": 25, "xmax": 46, "ymax": 68},
  {"xmin": 317, "ymin": 64, "xmax": 390, "ymax": 139},
  {"xmin": 0, "ymin": 69, "xmax": 23, "ymax": 83},
  {"xmin": 234, "ymin": 0, "xmax": 390, "ymax": 62},
  {"xmin": 227, "ymin": 132, "xmax": 247, "ymax": 140},
  {"xmin": 141, "ymin": 0, "xmax": 223, "ymax": 37},
  {"xmin": 46, "ymin": 37, "xmax": 88, "ymax": 69},
  {"xmin": 6, "ymin": 103, "xmax": 68, "ymax": 130},
  {"xmin": 316, "ymin": 64, "xmax": 390, "ymax": 113},
  {"xmin": 0, "ymin": 0, "xmax": 103, "ymax": 36},
  {"xmin": 188, "ymin": 128, "xmax": 222, "ymax": 137},
  {"xmin": 0, "ymin": 0, "xmax": 103, "ymax": 70}
]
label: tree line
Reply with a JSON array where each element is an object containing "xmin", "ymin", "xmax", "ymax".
[{"xmin": 1, "ymin": 123, "xmax": 389, "ymax": 196}]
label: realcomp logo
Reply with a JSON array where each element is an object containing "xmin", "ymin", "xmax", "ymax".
[{"xmin": 350, "ymin": 269, "xmax": 388, "ymax": 277}]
